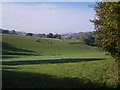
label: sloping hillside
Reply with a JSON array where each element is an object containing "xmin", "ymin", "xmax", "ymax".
[
  {"xmin": 2, "ymin": 34, "xmax": 118, "ymax": 88},
  {"xmin": 2, "ymin": 34, "xmax": 105, "ymax": 58}
]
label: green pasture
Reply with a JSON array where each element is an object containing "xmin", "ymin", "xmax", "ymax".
[{"xmin": 1, "ymin": 34, "xmax": 118, "ymax": 88}]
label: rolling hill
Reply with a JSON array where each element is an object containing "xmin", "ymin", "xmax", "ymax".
[{"xmin": 1, "ymin": 34, "xmax": 118, "ymax": 88}]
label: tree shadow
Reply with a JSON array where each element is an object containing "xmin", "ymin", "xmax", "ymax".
[
  {"xmin": 2, "ymin": 42, "xmax": 39, "ymax": 56},
  {"xmin": 2, "ymin": 70, "xmax": 108, "ymax": 88},
  {"xmin": 1, "ymin": 55, "xmax": 18, "ymax": 59},
  {"xmin": 2, "ymin": 66, "xmax": 17, "ymax": 70},
  {"xmin": 2, "ymin": 58, "xmax": 105, "ymax": 65},
  {"xmin": 69, "ymin": 42, "xmax": 83, "ymax": 44},
  {"xmin": 51, "ymin": 54, "xmax": 62, "ymax": 56},
  {"xmin": 2, "ymin": 51, "xmax": 39, "ymax": 56}
]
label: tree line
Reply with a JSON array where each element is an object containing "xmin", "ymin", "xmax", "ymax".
[
  {"xmin": 0, "ymin": 28, "xmax": 96, "ymax": 46},
  {"xmin": 26, "ymin": 33, "xmax": 61, "ymax": 39},
  {"xmin": 0, "ymin": 29, "xmax": 62, "ymax": 39}
]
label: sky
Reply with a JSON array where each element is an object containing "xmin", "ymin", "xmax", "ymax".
[
  {"xmin": 1, "ymin": 0, "xmax": 102, "ymax": 2},
  {"xmin": 1, "ymin": 1, "xmax": 97, "ymax": 34}
]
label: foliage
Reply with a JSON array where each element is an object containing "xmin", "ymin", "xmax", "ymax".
[
  {"xmin": 79, "ymin": 32, "xmax": 96, "ymax": 46},
  {"xmin": 91, "ymin": 2, "xmax": 120, "ymax": 60},
  {"xmin": 0, "ymin": 29, "xmax": 10, "ymax": 34},
  {"xmin": 53, "ymin": 34, "xmax": 61, "ymax": 39},
  {"xmin": 91, "ymin": 2, "xmax": 120, "ymax": 87},
  {"xmin": 47, "ymin": 33, "xmax": 53, "ymax": 38},
  {"xmin": 33, "ymin": 34, "xmax": 46, "ymax": 38},
  {"xmin": 26, "ymin": 33, "xmax": 33, "ymax": 36},
  {"xmin": 83, "ymin": 37, "xmax": 95, "ymax": 46}
]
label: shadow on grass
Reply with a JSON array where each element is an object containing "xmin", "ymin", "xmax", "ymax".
[
  {"xmin": 2, "ymin": 51, "xmax": 39, "ymax": 56},
  {"xmin": 2, "ymin": 70, "xmax": 107, "ymax": 88},
  {"xmin": 69, "ymin": 42, "xmax": 83, "ymax": 44},
  {"xmin": 2, "ymin": 42, "xmax": 39, "ymax": 56},
  {"xmin": 2, "ymin": 58, "xmax": 105, "ymax": 65},
  {"xmin": 1, "ymin": 55, "xmax": 19, "ymax": 59}
]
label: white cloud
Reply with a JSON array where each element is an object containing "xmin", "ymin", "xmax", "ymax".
[{"xmin": 2, "ymin": 2, "xmax": 95, "ymax": 34}]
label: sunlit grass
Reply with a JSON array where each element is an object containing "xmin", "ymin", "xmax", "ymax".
[{"xmin": 2, "ymin": 34, "xmax": 118, "ymax": 88}]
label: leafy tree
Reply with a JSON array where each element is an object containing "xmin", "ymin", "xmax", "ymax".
[
  {"xmin": 47, "ymin": 33, "xmax": 53, "ymax": 38},
  {"xmin": 79, "ymin": 32, "xmax": 95, "ymax": 46},
  {"xmin": 80, "ymin": 37, "xmax": 95, "ymax": 46},
  {"xmin": 1, "ymin": 29, "xmax": 10, "ymax": 34},
  {"xmin": 26, "ymin": 33, "xmax": 33, "ymax": 36},
  {"xmin": 53, "ymin": 34, "xmax": 61, "ymax": 39},
  {"xmin": 91, "ymin": 1, "xmax": 120, "ymax": 86}
]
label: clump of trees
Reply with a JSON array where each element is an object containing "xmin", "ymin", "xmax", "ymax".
[
  {"xmin": 80, "ymin": 36, "xmax": 95, "ymax": 46},
  {"xmin": 0, "ymin": 29, "xmax": 16, "ymax": 34},
  {"xmin": 0, "ymin": 29, "xmax": 62, "ymax": 39},
  {"xmin": 0, "ymin": 29, "xmax": 10, "ymax": 34},
  {"xmin": 47, "ymin": 33, "xmax": 61, "ymax": 39},
  {"xmin": 47, "ymin": 33, "xmax": 53, "ymax": 38},
  {"xmin": 79, "ymin": 32, "xmax": 96, "ymax": 46},
  {"xmin": 53, "ymin": 34, "xmax": 61, "ymax": 39},
  {"xmin": 33, "ymin": 34, "xmax": 46, "ymax": 38},
  {"xmin": 26, "ymin": 33, "xmax": 33, "ymax": 36},
  {"xmin": 0, "ymin": 29, "xmax": 26, "ymax": 35},
  {"xmin": 91, "ymin": 1, "xmax": 120, "ymax": 86}
]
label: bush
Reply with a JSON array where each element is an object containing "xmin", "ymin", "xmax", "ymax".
[{"xmin": 26, "ymin": 33, "xmax": 33, "ymax": 36}]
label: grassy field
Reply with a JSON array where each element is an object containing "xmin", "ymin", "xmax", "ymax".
[{"xmin": 1, "ymin": 34, "xmax": 118, "ymax": 88}]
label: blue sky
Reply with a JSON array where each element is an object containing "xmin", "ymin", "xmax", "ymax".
[
  {"xmin": 2, "ymin": 1, "xmax": 96, "ymax": 34},
  {"xmin": 1, "ymin": 0, "xmax": 101, "ymax": 2}
]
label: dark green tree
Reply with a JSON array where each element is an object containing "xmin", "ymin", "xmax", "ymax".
[
  {"xmin": 53, "ymin": 34, "xmax": 61, "ymax": 39},
  {"xmin": 47, "ymin": 33, "xmax": 53, "ymax": 38},
  {"xmin": 26, "ymin": 33, "xmax": 33, "ymax": 36},
  {"xmin": 91, "ymin": 1, "xmax": 120, "ymax": 86}
]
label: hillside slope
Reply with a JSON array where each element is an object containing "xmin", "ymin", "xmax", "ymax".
[
  {"xmin": 2, "ymin": 34, "xmax": 106, "ymax": 58},
  {"xmin": 2, "ymin": 34, "xmax": 118, "ymax": 88}
]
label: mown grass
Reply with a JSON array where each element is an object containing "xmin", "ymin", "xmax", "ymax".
[{"xmin": 1, "ymin": 34, "xmax": 118, "ymax": 88}]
